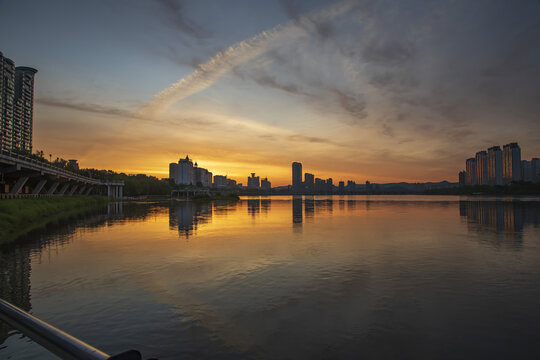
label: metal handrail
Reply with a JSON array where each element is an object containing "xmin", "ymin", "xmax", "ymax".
[{"xmin": 0, "ymin": 298, "xmax": 142, "ymax": 360}]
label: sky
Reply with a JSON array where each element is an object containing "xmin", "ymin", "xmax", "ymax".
[{"xmin": 1, "ymin": 0, "xmax": 539, "ymax": 186}]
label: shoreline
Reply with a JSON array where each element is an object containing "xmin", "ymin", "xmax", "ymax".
[{"xmin": 0, "ymin": 196, "xmax": 111, "ymax": 245}]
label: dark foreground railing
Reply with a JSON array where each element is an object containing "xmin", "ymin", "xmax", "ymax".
[{"xmin": 0, "ymin": 298, "xmax": 148, "ymax": 360}]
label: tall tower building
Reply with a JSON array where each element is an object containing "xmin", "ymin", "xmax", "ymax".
[
  {"xmin": 292, "ymin": 162, "xmax": 302, "ymax": 190},
  {"xmin": 502, "ymin": 143, "xmax": 521, "ymax": 184},
  {"xmin": 177, "ymin": 155, "xmax": 194, "ymax": 185},
  {"xmin": 475, "ymin": 151, "xmax": 488, "ymax": 185},
  {"xmin": 304, "ymin": 173, "xmax": 314, "ymax": 193},
  {"xmin": 0, "ymin": 52, "xmax": 15, "ymax": 152},
  {"xmin": 0, "ymin": 52, "xmax": 37, "ymax": 153},
  {"xmin": 169, "ymin": 162, "xmax": 179, "ymax": 183},
  {"xmin": 13, "ymin": 67, "xmax": 38, "ymax": 152},
  {"xmin": 466, "ymin": 158, "xmax": 476, "ymax": 185},
  {"xmin": 532, "ymin": 158, "xmax": 540, "ymax": 184},
  {"xmin": 487, "ymin": 146, "xmax": 503, "ymax": 186}
]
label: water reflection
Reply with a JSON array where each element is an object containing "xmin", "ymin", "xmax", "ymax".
[
  {"xmin": 3, "ymin": 197, "xmax": 540, "ymax": 359},
  {"xmin": 459, "ymin": 200, "xmax": 540, "ymax": 246},
  {"xmin": 169, "ymin": 201, "xmax": 212, "ymax": 238}
]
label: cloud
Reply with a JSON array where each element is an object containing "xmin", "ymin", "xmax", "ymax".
[
  {"xmin": 279, "ymin": 0, "xmax": 335, "ymax": 39},
  {"xmin": 155, "ymin": 0, "xmax": 212, "ymax": 42},
  {"xmin": 36, "ymin": 98, "xmax": 136, "ymax": 118},
  {"xmin": 138, "ymin": 0, "xmax": 357, "ymax": 118},
  {"xmin": 332, "ymin": 89, "xmax": 367, "ymax": 122},
  {"xmin": 362, "ymin": 41, "xmax": 415, "ymax": 66},
  {"xmin": 233, "ymin": 66, "xmax": 310, "ymax": 97}
]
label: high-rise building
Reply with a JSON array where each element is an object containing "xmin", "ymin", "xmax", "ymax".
[
  {"xmin": 346, "ymin": 180, "xmax": 356, "ymax": 192},
  {"xmin": 248, "ymin": 173, "xmax": 260, "ymax": 189},
  {"xmin": 213, "ymin": 175, "xmax": 228, "ymax": 188},
  {"xmin": 487, "ymin": 146, "xmax": 503, "ymax": 186},
  {"xmin": 177, "ymin": 155, "xmax": 194, "ymax": 185},
  {"xmin": 0, "ymin": 52, "xmax": 37, "ymax": 153},
  {"xmin": 327, "ymin": 178, "xmax": 333, "ymax": 192},
  {"xmin": 503, "ymin": 142, "xmax": 521, "ymax": 184},
  {"xmin": 459, "ymin": 171, "xmax": 466, "ymax": 186},
  {"xmin": 338, "ymin": 181, "xmax": 345, "ymax": 193},
  {"xmin": 521, "ymin": 160, "xmax": 532, "ymax": 182},
  {"xmin": 532, "ymin": 158, "xmax": 540, "ymax": 184},
  {"xmin": 1, "ymin": 52, "xmax": 15, "ymax": 152},
  {"xmin": 169, "ymin": 162, "xmax": 178, "ymax": 183},
  {"xmin": 261, "ymin": 177, "xmax": 271, "ymax": 191},
  {"xmin": 314, "ymin": 178, "xmax": 325, "ymax": 193},
  {"xmin": 226, "ymin": 178, "xmax": 236, "ymax": 189},
  {"xmin": 304, "ymin": 173, "xmax": 314, "ymax": 193},
  {"xmin": 13, "ymin": 67, "xmax": 37, "ymax": 152},
  {"xmin": 475, "ymin": 151, "xmax": 488, "ymax": 185},
  {"xmin": 292, "ymin": 162, "xmax": 302, "ymax": 190},
  {"xmin": 466, "ymin": 158, "xmax": 476, "ymax": 185}
]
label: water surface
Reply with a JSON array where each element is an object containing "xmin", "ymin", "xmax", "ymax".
[{"xmin": 1, "ymin": 196, "xmax": 540, "ymax": 359}]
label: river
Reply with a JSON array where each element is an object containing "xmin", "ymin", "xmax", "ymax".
[{"xmin": 1, "ymin": 195, "xmax": 540, "ymax": 359}]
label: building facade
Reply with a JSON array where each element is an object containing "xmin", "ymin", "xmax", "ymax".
[
  {"xmin": 169, "ymin": 162, "xmax": 178, "ymax": 183},
  {"xmin": 1, "ymin": 53, "xmax": 15, "ymax": 152},
  {"xmin": 213, "ymin": 175, "xmax": 228, "ymax": 188},
  {"xmin": 459, "ymin": 171, "xmax": 466, "ymax": 186},
  {"xmin": 466, "ymin": 158, "xmax": 476, "ymax": 185},
  {"xmin": 521, "ymin": 160, "xmax": 532, "ymax": 182},
  {"xmin": 502, "ymin": 142, "xmax": 521, "ymax": 184},
  {"xmin": 475, "ymin": 151, "xmax": 488, "ymax": 185},
  {"xmin": 0, "ymin": 52, "xmax": 37, "ymax": 153},
  {"xmin": 292, "ymin": 162, "xmax": 302, "ymax": 190},
  {"xmin": 487, "ymin": 146, "xmax": 503, "ymax": 186},
  {"xmin": 248, "ymin": 173, "xmax": 260, "ymax": 189},
  {"xmin": 304, "ymin": 172, "xmax": 314, "ymax": 193},
  {"xmin": 532, "ymin": 158, "xmax": 540, "ymax": 183},
  {"xmin": 261, "ymin": 177, "xmax": 271, "ymax": 191},
  {"xmin": 174, "ymin": 155, "xmax": 194, "ymax": 185},
  {"xmin": 13, "ymin": 67, "xmax": 37, "ymax": 152}
]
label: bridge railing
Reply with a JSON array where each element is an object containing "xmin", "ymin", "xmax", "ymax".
[{"xmin": 0, "ymin": 149, "xmax": 123, "ymax": 186}]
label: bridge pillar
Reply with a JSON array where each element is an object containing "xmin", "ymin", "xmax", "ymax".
[
  {"xmin": 85, "ymin": 187, "xmax": 93, "ymax": 195},
  {"xmin": 47, "ymin": 182, "xmax": 60, "ymax": 195},
  {"xmin": 119, "ymin": 186, "xmax": 123, "ymax": 199},
  {"xmin": 78, "ymin": 185, "xmax": 87, "ymax": 195},
  {"xmin": 67, "ymin": 184, "xmax": 79, "ymax": 196},
  {"xmin": 32, "ymin": 179, "xmax": 47, "ymax": 195},
  {"xmin": 10, "ymin": 176, "xmax": 29, "ymax": 195},
  {"xmin": 57, "ymin": 183, "xmax": 70, "ymax": 195},
  {"xmin": 107, "ymin": 185, "xmax": 111, "ymax": 198}
]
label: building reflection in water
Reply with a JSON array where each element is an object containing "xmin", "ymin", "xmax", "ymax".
[
  {"xmin": 0, "ymin": 246, "xmax": 31, "ymax": 344},
  {"xmin": 247, "ymin": 199, "xmax": 260, "ymax": 217},
  {"xmin": 260, "ymin": 198, "xmax": 271, "ymax": 214},
  {"xmin": 459, "ymin": 200, "xmax": 540, "ymax": 247},
  {"xmin": 169, "ymin": 201, "xmax": 213, "ymax": 238},
  {"xmin": 0, "ymin": 201, "xmax": 152, "ymax": 346},
  {"xmin": 304, "ymin": 196, "xmax": 314, "ymax": 222},
  {"xmin": 292, "ymin": 196, "xmax": 303, "ymax": 232}
]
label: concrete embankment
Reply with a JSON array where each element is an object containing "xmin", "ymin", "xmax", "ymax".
[{"xmin": 0, "ymin": 196, "xmax": 110, "ymax": 245}]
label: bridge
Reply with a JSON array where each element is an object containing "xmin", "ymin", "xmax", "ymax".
[{"xmin": 0, "ymin": 150, "xmax": 124, "ymax": 199}]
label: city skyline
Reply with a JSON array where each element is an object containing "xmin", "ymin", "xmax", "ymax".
[{"xmin": 1, "ymin": 1, "xmax": 540, "ymax": 186}]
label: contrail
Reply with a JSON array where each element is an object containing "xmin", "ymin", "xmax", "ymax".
[{"xmin": 138, "ymin": 0, "xmax": 357, "ymax": 117}]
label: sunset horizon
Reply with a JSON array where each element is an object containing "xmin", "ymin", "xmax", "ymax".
[{"xmin": 2, "ymin": 0, "xmax": 539, "ymax": 186}]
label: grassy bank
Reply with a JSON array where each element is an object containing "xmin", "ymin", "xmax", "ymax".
[{"xmin": 0, "ymin": 196, "xmax": 110, "ymax": 245}]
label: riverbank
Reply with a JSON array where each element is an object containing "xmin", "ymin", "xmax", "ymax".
[
  {"xmin": 425, "ymin": 183, "xmax": 540, "ymax": 195},
  {"xmin": 0, "ymin": 196, "xmax": 111, "ymax": 245},
  {"xmin": 176, "ymin": 193, "xmax": 240, "ymax": 202}
]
